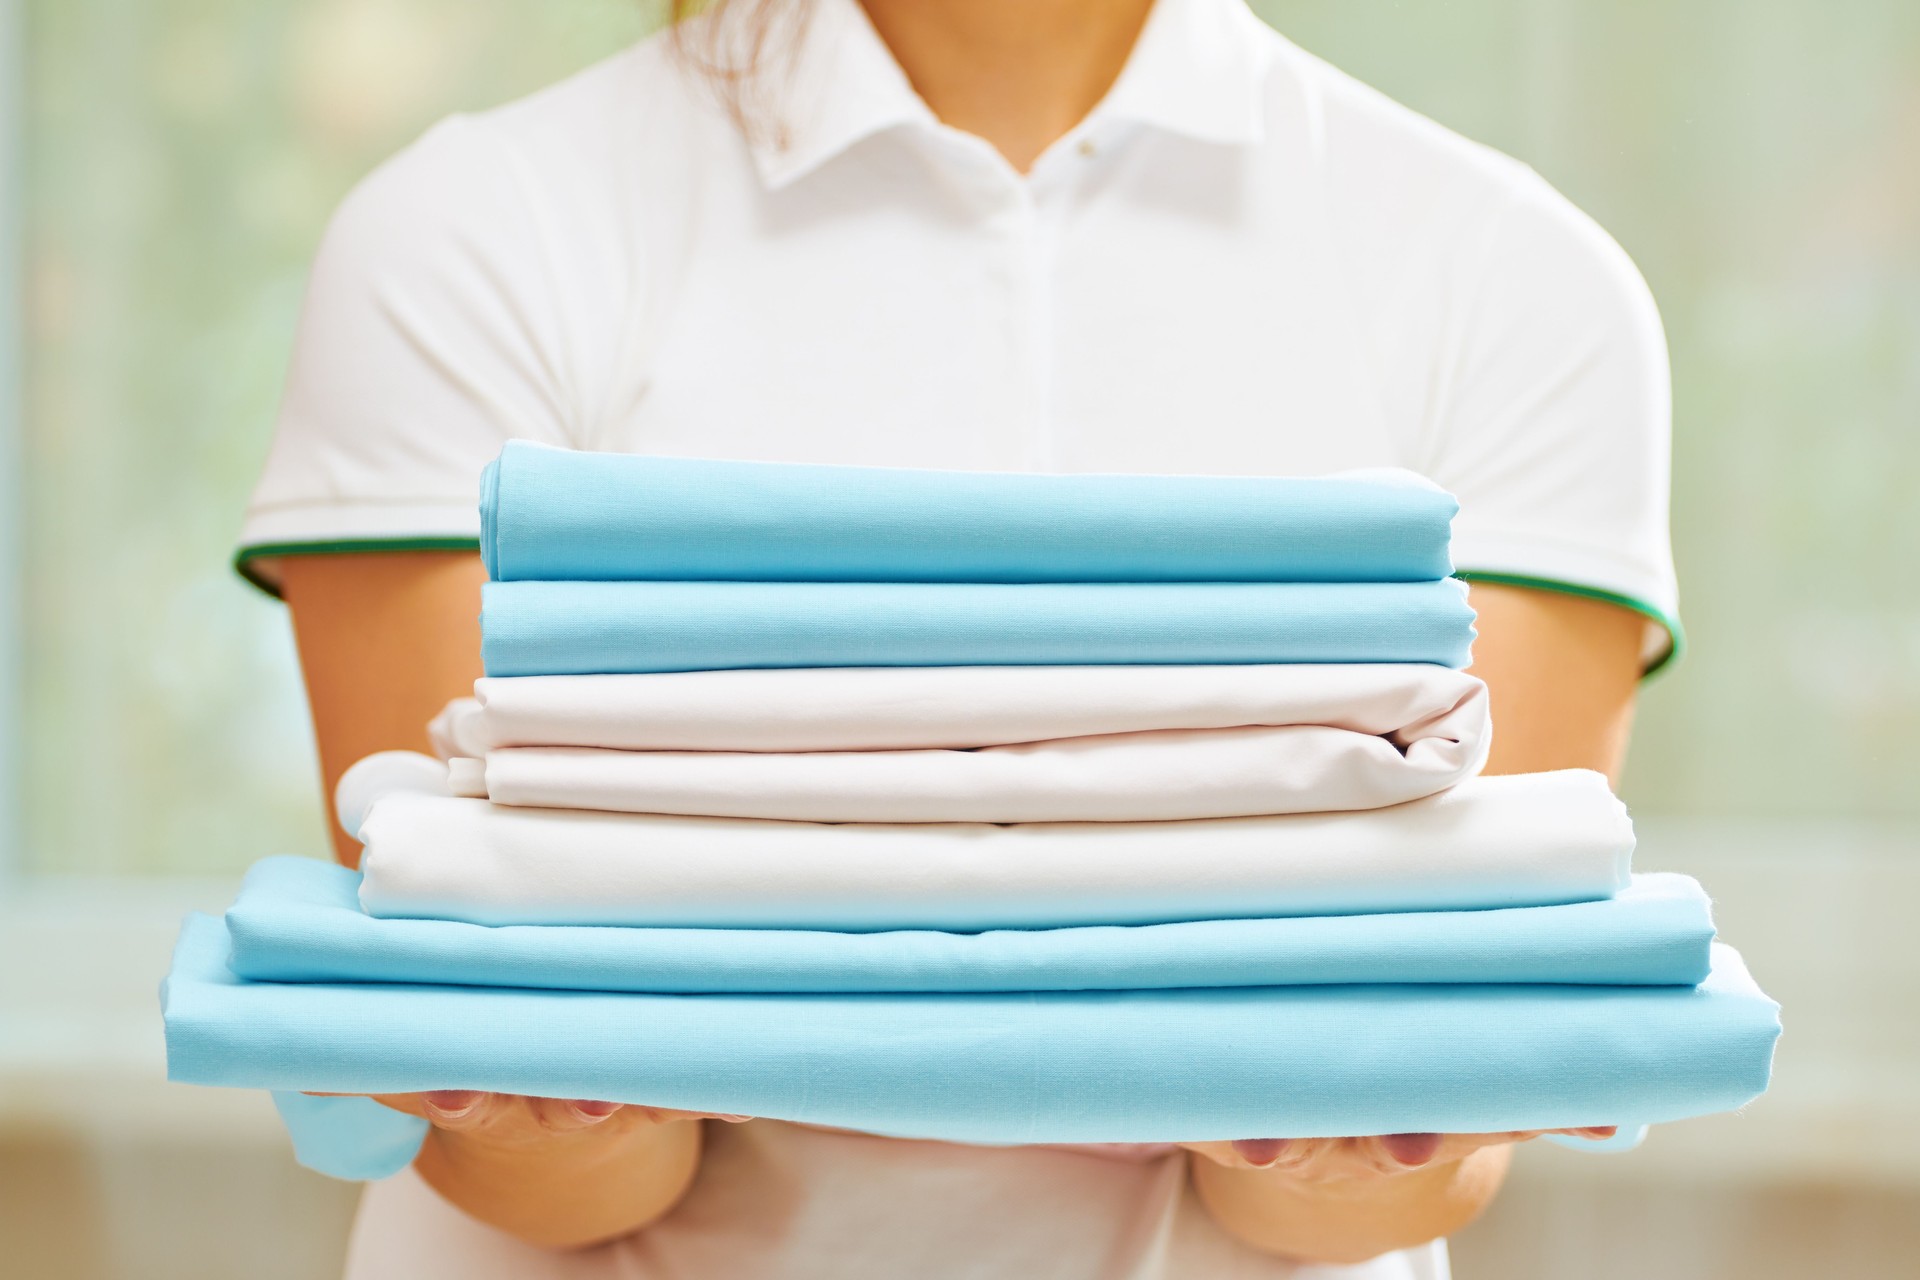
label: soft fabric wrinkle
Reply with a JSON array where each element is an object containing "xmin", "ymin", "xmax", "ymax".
[
  {"xmin": 164, "ymin": 914, "xmax": 1780, "ymax": 1145},
  {"xmin": 480, "ymin": 442, "xmax": 1457, "ymax": 584},
  {"xmin": 230, "ymin": 857, "xmax": 1716, "ymax": 993},
  {"xmin": 479, "ymin": 579, "xmax": 1478, "ymax": 678},
  {"xmin": 448, "ymin": 663, "xmax": 1490, "ymax": 754},
  {"xmin": 354, "ymin": 771, "xmax": 1631, "ymax": 932}
]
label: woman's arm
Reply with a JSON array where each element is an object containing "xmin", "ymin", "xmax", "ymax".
[
  {"xmin": 281, "ymin": 550, "xmax": 708, "ymax": 1248},
  {"xmin": 1186, "ymin": 582, "xmax": 1649, "ymax": 1264},
  {"xmin": 281, "ymin": 550, "xmax": 489, "ymax": 866}
]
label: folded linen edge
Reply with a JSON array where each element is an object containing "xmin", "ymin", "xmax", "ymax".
[{"xmin": 172, "ymin": 905, "xmax": 1669, "ymax": 1181}]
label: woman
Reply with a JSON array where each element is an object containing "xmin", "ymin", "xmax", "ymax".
[{"xmin": 239, "ymin": 0, "xmax": 1676, "ymax": 1274}]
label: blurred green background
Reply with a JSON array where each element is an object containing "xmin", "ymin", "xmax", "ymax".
[{"xmin": 18, "ymin": 0, "xmax": 1920, "ymax": 877}]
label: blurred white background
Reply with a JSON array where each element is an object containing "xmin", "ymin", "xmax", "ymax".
[{"xmin": 1, "ymin": 1, "xmax": 1916, "ymax": 1276}]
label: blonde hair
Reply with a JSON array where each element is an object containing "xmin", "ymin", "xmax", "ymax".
[{"xmin": 669, "ymin": 0, "xmax": 818, "ymax": 144}]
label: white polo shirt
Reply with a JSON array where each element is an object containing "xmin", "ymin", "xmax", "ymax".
[
  {"xmin": 248, "ymin": 0, "xmax": 1677, "ymax": 1275},
  {"xmin": 239, "ymin": 0, "xmax": 1678, "ymax": 668}
]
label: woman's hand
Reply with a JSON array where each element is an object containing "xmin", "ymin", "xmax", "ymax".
[
  {"xmin": 360, "ymin": 1091, "xmax": 744, "ymax": 1248},
  {"xmin": 1182, "ymin": 1128, "xmax": 1611, "ymax": 1265},
  {"xmin": 374, "ymin": 1090, "xmax": 748, "ymax": 1148},
  {"xmin": 305, "ymin": 1090, "xmax": 751, "ymax": 1248},
  {"xmin": 282, "ymin": 553, "xmax": 734, "ymax": 1247},
  {"xmin": 1181, "ymin": 1127, "xmax": 1617, "ymax": 1177},
  {"xmin": 1178, "ymin": 585, "xmax": 1651, "ymax": 1265}
]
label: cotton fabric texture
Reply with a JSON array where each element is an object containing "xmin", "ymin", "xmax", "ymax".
[
  {"xmin": 478, "ymin": 443, "xmax": 1457, "ymax": 584},
  {"xmin": 164, "ymin": 913, "xmax": 1778, "ymax": 1143},
  {"xmin": 478, "ymin": 579, "xmax": 1478, "ymax": 678},
  {"xmin": 455, "ymin": 722, "xmax": 1489, "ymax": 822},
  {"xmin": 356, "ymin": 770, "xmax": 1633, "ymax": 931},
  {"xmin": 437, "ymin": 664, "xmax": 1491, "ymax": 822},
  {"xmin": 446, "ymin": 663, "xmax": 1491, "ymax": 754},
  {"xmin": 270, "ymin": 1091, "xmax": 428, "ymax": 1183},
  {"xmin": 231, "ymin": 857, "xmax": 1717, "ymax": 993},
  {"xmin": 333, "ymin": 749, "xmax": 456, "ymax": 841}
]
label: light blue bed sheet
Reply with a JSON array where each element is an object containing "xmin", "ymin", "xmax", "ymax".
[
  {"xmin": 479, "ymin": 443, "xmax": 1458, "ymax": 585},
  {"xmin": 479, "ymin": 579, "xmax": 1477, "ymax": 678},
  {"xmin": 269, "ymin": 1091, "xmax": 428, "ymax": 1182},
  {"xmin": 227, "ymin": 857, "xmax": 1717, "ymax": 993},
  {"xmin": 165, "ymin": 914, "xmax": 1778, "ymax": 1147}
]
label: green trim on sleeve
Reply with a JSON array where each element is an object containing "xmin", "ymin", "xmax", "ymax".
[
  {"xmin": 233, "ymin": 537, "xmax": 483, "ymax": 600},
  {"xmin": 1453, "ymin": 571, "xmax": 1685, "ymax": 679}
]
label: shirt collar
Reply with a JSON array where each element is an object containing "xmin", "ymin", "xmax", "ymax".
[
  {"xmin": 746, "ymin": 0, "xmax": 935, "ymax": 191},
  {"xmin": 1093, "ymin": 0, "xmax": 1273, "ymax": 147},
  {"xmin": 747, "ymin": 0, "xmax": 1272, "ymax": 191}
]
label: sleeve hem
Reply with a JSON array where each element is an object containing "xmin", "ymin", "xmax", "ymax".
[
  {"xmin": 235, "ymin": 536, "xmax": 482, "ymax": 599},
  {"xmin": 1453, "ymin": 569, "xmax": 1685, "ymax": 679},
  {"xmin": 235, "ymin": 497, "xmax": 486, "ymax": 597}
]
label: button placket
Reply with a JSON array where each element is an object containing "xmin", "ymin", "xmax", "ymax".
[{"xmin": 1018, "ymin": 132, "xmax": 1102, "ymax": 471}]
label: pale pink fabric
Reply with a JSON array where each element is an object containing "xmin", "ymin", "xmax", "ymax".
[
  {"xmin": 458, "ymin": 718, "xmax": 1481, "ymax": 822},
  {"xmin": 433, "ymin": 664, "xmax": 1489, "ymax": 822},
  {"xmin": 448, "ymin": 664, "xmax": 1489, "ymax": 754}
]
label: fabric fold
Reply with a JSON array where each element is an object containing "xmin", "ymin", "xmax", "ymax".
[
  {"xmin": 478, "ymin": 579, "xmax": 1478, "ymax": 678},
  {"xmin": 447, "ymin": 663, "xmax": 1490, "ymax": 755},
  {"xmin": 164, "ymin": 914, "xmax": 1780, "ymax": 1144},
  {"xmin": 480, "ymin": 442, "xmax": 1458, "ymax": 584},
  {"xmin": 464, "ymin": 718, "xmax": 1489, "ymax": 821},
  {"xmin": 230, "ymin": 857, "xmax": 1717, "ymax": 992},
  {"xmin": 356, "ymin": 770, "xmax": 1633, "ymax": 931},
  {"xmin": 454, "ymin": 666, "xmax": 1494, "ymax": 821}
]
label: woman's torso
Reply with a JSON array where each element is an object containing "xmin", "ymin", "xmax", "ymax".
[{"xmin": 250, "ymin": 2, "xmax": 1676, "ymax": 1274}]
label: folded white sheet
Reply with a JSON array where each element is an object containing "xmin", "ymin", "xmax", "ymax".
[
  {"xmin": 438, "ymin": 664, "xmax": 1491, "ymax": 754},
  {"xmin": 452, "ymin": 714, "xmax": 1484, "ymax": 822},
  {"xmin": 436, "ymin": 665, "xmax": 1489, "ymax": 821},
  {"xmin": 358, "ymin": 770, "xmax": 1631, "ymax": 931}
]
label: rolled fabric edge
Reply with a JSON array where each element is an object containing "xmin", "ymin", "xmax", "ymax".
[{"xmin": 333, "ymin": 751, "xmax": 448, "ymax": 842}]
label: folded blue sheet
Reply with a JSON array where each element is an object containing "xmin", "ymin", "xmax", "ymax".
[
  {"xmin": 228, "ymin": 857, "xmax": 1716, "ymax": 993},
  {"xmin": 480, "ymin": 579, "xmax": 1477, "ymax": 678},
  {"xmin": 479, "ymin": 443, "xmax": 1458, "ymax": 584},
  {"xmin": 165, "ymin": 914, "xmax": 1778, "ymax": 1144}
]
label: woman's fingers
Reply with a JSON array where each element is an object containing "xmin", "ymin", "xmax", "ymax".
[
  {"xmin": 1231, "ymin": 1138, "xmax": 1291, "ymax": 1168},
  {"xmin": 1183, "ymin": 1138, "xmax": 1326, "ymax": 1171},
  {"xmin": 1374, "ymin": 1132, "xmax": 1445, "ymax": 1169},
  {"xmin": 421, "ymin": 1090, "xmax": 507, "ymax": 1131},
  {"xmin": 364, "ymin": 1092, "xmax": 755, "ymax": 1143},
  {"xmin": 1187, "ymin": 1127, "xmax": 1622, "ymax": 1180}
]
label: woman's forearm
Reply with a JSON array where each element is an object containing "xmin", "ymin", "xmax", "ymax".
[
  {"xmin": 1191, "ymin": 1145, "xmax": 1510, "ymax": 1265},
  {"xmin": 415, "ymin": 1115, "xmax": 705, "ymax": 1249},
  {"xmin": 283, "ymin": 551, "xmax": 710, "ymax": 1249},
  {"xmin": 1188, "ymin": 585, "xmax": 1645, "ymax": 1260},
  {"xmin": 282, "ymin": 550, "xmax": 492, "ymax": 867}
]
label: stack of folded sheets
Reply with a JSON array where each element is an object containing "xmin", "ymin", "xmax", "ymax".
[{"xmin": 164, "ymin": 443, "xmax": 1778, "ymax": 1165}]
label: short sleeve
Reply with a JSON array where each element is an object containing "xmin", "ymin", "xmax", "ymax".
[
  {"xmin": 236, "ymin": 116, "xmax": 571, "ymax": 595},
  {"xmin": 1423, "ymin": 171, "xmax": 1681, "ymax": 672}
]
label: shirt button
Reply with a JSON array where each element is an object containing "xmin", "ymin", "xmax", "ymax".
[{"xmin": 1076, "ymin": 138, "xmax": 1098, "ymax": 159}]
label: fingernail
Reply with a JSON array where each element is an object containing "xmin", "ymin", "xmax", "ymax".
[
  {"xmin": 1381, "ymin": 1133, "xmax": 1444, "ymax": 1167},
  {"xmin": 717, "ymin": 1114, "xmax": 751, "ymax": 1123},
  {"xmin": 1232, "ymin": 1138, "xmax": 1290, "ymax": 1168},
  {"xmin": 423, "ymin": 1090, "xmax": 481, "ymax": 1119},
  {"xmin": 570, "ymin": 1100, "xmax": 621, "ymax": 1122}
]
